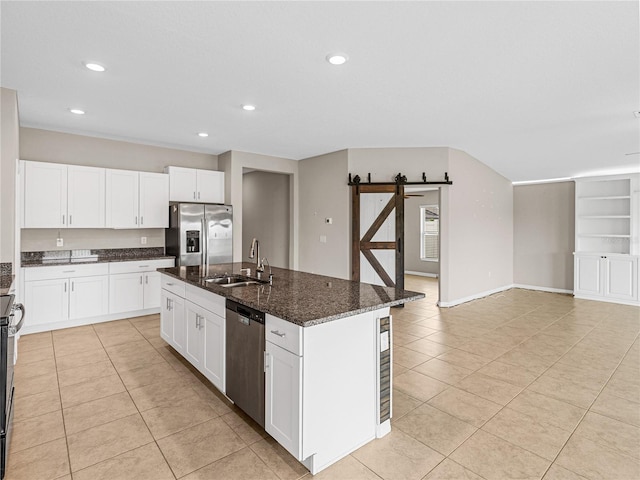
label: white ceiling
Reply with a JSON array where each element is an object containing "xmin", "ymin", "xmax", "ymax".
[{"xmin": 1, "ymin": 1, "xmax": 638, "ymax": 182}]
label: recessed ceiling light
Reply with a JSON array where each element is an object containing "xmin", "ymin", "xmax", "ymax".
[
  {"xmin": 242, "ymin": 104, "xmax": 256, "ymax": 111},
  {"xmin": 84, "ymin": 62, "xmax": 106, "ymax": 72},
  {"xmin": 69, "ymin": 108, "xmax": 85, "ymax": 115},
  {"xmin": 197, "ymin": 132, "xmax": 209, "ymax": 137},
  {"xmin": 326, "ymin": 53, "xmax": 348, "ymax": 65},
  {"xmin": 634, "ymin": 111, "xmax": 640, "ymax": 118}
]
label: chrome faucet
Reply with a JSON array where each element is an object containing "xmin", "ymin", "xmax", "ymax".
[{"xmin": 249, "ymin": 238, "xmax": 264, "ymax": 272}]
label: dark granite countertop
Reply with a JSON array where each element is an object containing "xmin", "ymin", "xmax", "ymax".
[
  {"xmin": 21, "ymin": 248, "xmax": 174, "ymax": 268},
  {"xmin": 159, "ymin": 263, "xmax": 424, "ymax": 327}
]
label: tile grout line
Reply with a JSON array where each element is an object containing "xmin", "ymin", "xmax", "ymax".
[{"xmin": 50, "ymin": 330, "xmax": 73, "ymax": 480}]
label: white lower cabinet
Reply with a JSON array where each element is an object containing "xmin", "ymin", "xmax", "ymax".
[
  {"xmin": 160, "ymin": 274, "xmax": 225, "ymax": 391},
  {"xmin": 69, "ymin": 275, "xmax": 109, "ymax": 319},
  {"xmin": 574, "ymin": 253, "xmax": 638, "ymax": 303},
  {"xmin": 265, "ymin": 340, "xmax": 302, "ymax": 458},
  {"xmin": 23, "ymin": 264, "xmax": 109, "ymax": 328},
  {"xmin": 161, "ymin": 289, "xmax": 186, "ymax": 354},
  {"xmin": 22, "ymin": 258, "xmax": 174, "ymax": 333}
]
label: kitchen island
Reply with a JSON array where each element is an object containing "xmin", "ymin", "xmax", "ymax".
[{"xmin": 158, "ymin": 263, "xmax": 423, "ymax": 475}]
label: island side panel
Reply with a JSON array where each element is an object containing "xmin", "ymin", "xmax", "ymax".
[{"xmin": 302, "ymin": 307, "xmax": 388, "ymax": 474}]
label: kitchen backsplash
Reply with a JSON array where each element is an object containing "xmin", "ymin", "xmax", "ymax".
[
  {"xmin": 21, "ymin": 228, "xmax": 165, "ymax": 252},
  {"xmin": 22, "ymin": 247, "xmax": 165, "ymax": 264},
  {"xmin": 0, "ymin": 263, "xmax": 11, "ymax": 276}
]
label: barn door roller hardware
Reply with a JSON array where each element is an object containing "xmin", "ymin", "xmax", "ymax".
[{"xmin": 349, "ymin": 171, "xmax": 451, "ymax": 188}]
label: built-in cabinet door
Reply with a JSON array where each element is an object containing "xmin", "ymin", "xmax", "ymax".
[
  {"xmin": 185, "ymin": 301, "xmax": 205, "ymax": 370},
  {"xmin": 196, "ymin": 170, "xmax": 225, "ymax": 204},
  {"xmin": 203, "ymin": 309, "xmax": 225, "ymax": 391},
  {"xmin": 605, "ymin": 256, "xmax": 637, "ymax": 301},
  {"xmin": 24, "ymin": 279, "xmax": 69, "ymax": 326},
  {"xmin": 574, "ymin": 254, "xmax": 602, "ymax": 297},
  {"xmin": 167, "ymin": 166, "xmax": 197, "ymax": 202},
  {"xmin": 161, "ymin": 289, "xmax": 185, "ymax": 351},
  {"xmin": 109, "ymin": 272, "xmax": 144, "ymax": 313},
  {"xmin": 139, "ymin": 172, "xmax": 169, "ymax": 228},
  {"xmin": 67, "ymin": 165, "xmax": 106, "ymax": 228},
  {"xmin": 265, "ymin": 341, "xmax": 302, "ymax": 460},
  {"xmin": 143, "ymin": 271, "xmax": 162, "ymax": 309},
  {"xmin": 69, "ymin": 275, "xmax": 109, "ymax": 319},
  {"xmin": 106, "ymin": 169, "xmax": 139, "ymax": 228},
  {"xmin": 23, "ymin": 161, "xmax": 67, "ymax": 228}
]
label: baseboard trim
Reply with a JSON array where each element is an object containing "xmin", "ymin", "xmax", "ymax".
[
  {"xmin": 405, "ymin": 271, "xmax": 439, "ymax": 278},
  {"xmin": 18, "ymin": 308, "xmax": 161, "ymax": 335},
  {"xmin": 573, "ymin": 294, "xmax": 640, "ymax": 307},
  {"xmin": 438, "ymin": 284, "xmax": 513, "ymax": 307},
  {"xmin": 513, "ymin": 284, "xmax": 573, "ymax": 295}
]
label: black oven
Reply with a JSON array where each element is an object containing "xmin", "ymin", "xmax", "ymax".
[{"xmin": 0, "ymin": 295, "xmax": 24, "ymax": 480}]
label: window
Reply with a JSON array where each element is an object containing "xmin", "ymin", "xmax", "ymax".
[{"xmin": 420, "ymin": 205, "xmax": 439, "ymax": 261}]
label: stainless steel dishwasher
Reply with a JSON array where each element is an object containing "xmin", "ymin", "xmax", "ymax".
[{"xmin": 225, "ymin": 299, "xmax": 265, "ymax": 427}]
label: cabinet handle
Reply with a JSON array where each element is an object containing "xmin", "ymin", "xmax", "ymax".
[
  {"xmin": 139, "ymin": 265, "xmax": 150, "ymax": 268},
  {"xmin": 71, "ymin": 281, "xmax": 74, "ymax": 292},
  {"xmin": 166, "ymin": 282, "xmax": 174, "ymax": 286},
  {"xmin": 168, "ymin": 298, "xmax": 173, "ymax": 311},
  {"xmin": 270, "ymin": 330, "xmax": 286, "ymax": 337},
  {"xmin": 62, "ymin": 270, "xmax": 75, "ymax": 273},
  {"xmin": 145, "ymin": 275, "xmax": 148, "ymax": 284},
  {"xmin": 141, "ymin": 216, "xmax": 144, "ymax": 225},
  {"xmin": 140, "ymin": 275, "xmax": 143, "ymax": 285},
  {"xmin": 62, "ymin": 214, "xmax": 65, "ymax": 225},
  {"xmin": 193, "ymin": 191, "xmax": 196, "ymax": 200},
  {"xmin": 198, "ymin": 192, "xmax": 201, "ymax": 200},
  {"xmin": 64, "ymin": 282, "xmax": 67, "ymax": 293},
  {"xmin": 135, "ymin": 216, "xmax": 138, "ymax": 225}
]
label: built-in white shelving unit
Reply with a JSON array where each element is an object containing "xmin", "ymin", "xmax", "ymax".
[{"xmin": 574, "ymin": 174, "xmax": 639, "ymax": 305}]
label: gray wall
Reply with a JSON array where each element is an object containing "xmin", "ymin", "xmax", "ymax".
[
  {"xmin": 442, "ymin": 148, "xmax": 513, "ymax": 304},
  {"xmin": 1, "ymin": 88, "xmax": 19, "ymax": 268},
  {"xmin": 298, "ymin": 150, "xmax": 350, "ymax": 279},
  {"xmin": 242, "ymin": 171, "xmax": 290, "ymax": 269},
  {"xmin": 220, "ymin": 150, "xmax": 299, "ymax": 268},
  {"xmin": 404, "ymin": 190, "xmax": 439, "ymax": 275},
  {"xmin": 18, "ymin": 127, "xmax": 219, "ymax": 252},
  {"xmin": 513, "ymin": 182, "xmax": 575, "ymax": 291}
]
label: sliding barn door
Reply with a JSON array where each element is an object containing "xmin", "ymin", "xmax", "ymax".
[{"xmin": 352, "ymin": 185, "xmax": 404, "ymax": 290}]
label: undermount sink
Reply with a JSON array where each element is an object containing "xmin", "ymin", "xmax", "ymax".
[{"xmin": 205, "ymin": 275, "xmax": 267, "ymax": 288}]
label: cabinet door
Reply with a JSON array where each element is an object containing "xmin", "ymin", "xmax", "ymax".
[
  {"xmin": 24, "ymin": 279, "xmax": 69, "ymax": 326},
  {"xmin": 109, "ymin": 272, "xmax": 144, "ymax": 313},
  {"xmin": 69, "ymin": 275, "xmax": 109, "ymax": 319},
  {"xmin": 196, "ymin": 170, "xmax": 225, "ymax": 204},
  {"xmin": 605, "ymin": 257, "xmax": 638, "ymax": 301},
  {"xmin": 203, "ymin": 310, "xmax": 225, "ymax": 391},
  {"xmin": 139, "ymin": 172, "xmax": 169, "ymax": 228},
  {"xmin": 265, "ymin": 341, "xmax": 302, "ymax": 459},
  {"xmin": 23, "ymin": 161, "xmax": 67, "ymax": 228},
  {"xmin": 106, "ymin": 169, "xmax": 139, "ymax": 228},
  {"xmin": 185, "ymin": 301, "xmax": 204, "ymax": 370},
  {"xmin": 167, "ymin": 166, "xmax": 197, "ymax": 202},
  {"xmin": 67, "ymin": 165, "xmax": 106, "ymax": 228},
  {"xmin": 574, "ymin": 255, "xmax": 602, "ymax": 296},
  {"xmin": 161, "ymin": 289, "xmax": 185, "ymax": 353},
  {"xmin": 143, "ymin": 271, "xmax": 162, "ymax": 309}
]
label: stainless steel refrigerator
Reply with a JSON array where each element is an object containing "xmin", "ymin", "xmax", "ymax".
[{"xmin": 165, "ymin": 204, "xmax": 233, "ymax": 266}]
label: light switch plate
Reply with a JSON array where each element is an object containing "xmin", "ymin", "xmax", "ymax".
[{"xmin": 56, "ymin": 238, "xmax": 64, "ymax": 247}]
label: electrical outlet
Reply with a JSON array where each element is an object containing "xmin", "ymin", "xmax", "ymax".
[
  {"xmin": 56, "ymin": 238, "xmax": 64, "ymax": 247},
  {"xmin": 325, "ymin": 217, "xmax": 333, "ymax": 224},
  {"xmin": 140, "ymin": 236, "xmax": 147, "ymax": 245},
  {"xmin": 319, "ymin": 235, "xmax": 327, "ymax": 243}
]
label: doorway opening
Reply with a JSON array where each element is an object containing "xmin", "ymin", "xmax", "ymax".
[{"xmin": 242, "ymin": 169, "xmax": 291, "ymax": 268}]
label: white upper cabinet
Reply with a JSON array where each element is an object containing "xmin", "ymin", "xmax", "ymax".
[
  {"xmin": 23, "ymin": 161, "xmax": 67, "ymax": 228},
  {"xmin": 106, "ymin": 170, "xmax": 169, "ymax": 228},
  {"xmin": 106, "ymin": 169, "xmax": 139, "ymax": 228},
  {"xmin": 139, "ymin": 172, "xmax": 170, "ymax": 228},
  {"xmin": 67, "ymin": 165, "xmax": 106, "ymax": 228},
  {"xmin": 165, "ymin": 166, "xmax": 224, "ymax": 204}
]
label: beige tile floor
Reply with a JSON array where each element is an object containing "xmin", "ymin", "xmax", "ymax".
[{"xmin": 6, "ymin": 275, "xmax": 640, "ymax": 479}]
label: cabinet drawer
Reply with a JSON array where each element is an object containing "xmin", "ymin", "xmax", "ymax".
[
  {"xmin": 23, "ymin": 263, "xmax": 109, "ymax": 281},
  {"xmin": 266, "ymin": 314, "xmax": 303, "ymax": 356},
  {"xmin": 109, "ymin": 258, "xmax": 174, "ymax": 274},
  {"xmin": 185, "ymin": 284, "xmax": 225, "ymax": 318},
  {"xmin": 161, "ymin": 274, "xmax": 186, "ymax": 297}
]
